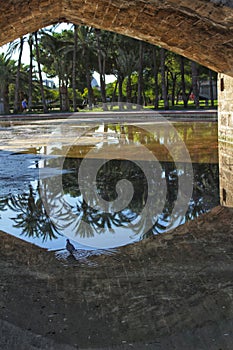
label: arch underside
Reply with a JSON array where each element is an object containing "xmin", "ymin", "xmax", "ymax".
[{"xmin": 0, "ymin": 0, "xmax": 233, "ymax": 76}]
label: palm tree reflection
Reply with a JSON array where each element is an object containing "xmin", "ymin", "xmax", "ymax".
[
  {"xmin": 61, "ymin": 158, "xmax": 219, "ymax": 240},
  {"xmin": 0, "ymin": 184, "xmax": 61, "ymax": 242},
  {"xmin": 0, "ymin": 158, "xmax": 219, "ymax": 245}
]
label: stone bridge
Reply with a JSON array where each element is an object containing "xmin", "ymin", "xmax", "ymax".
[
  {"xmin": 0, "ymin": 0, "xmax": 233, "ymax": 76},
  {"xmin": 1, "ymin": 0, "xmax": 233, "ymax": 204}
]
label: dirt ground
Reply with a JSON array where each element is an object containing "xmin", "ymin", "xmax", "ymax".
[{"xmin": 0, "ymin": 205, "xmax": 233, "ymax": 349}]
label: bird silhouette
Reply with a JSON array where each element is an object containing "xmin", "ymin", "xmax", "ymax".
[{"xmin": 66, "ymin": 239, "xmax": 76, "ymax": 255}]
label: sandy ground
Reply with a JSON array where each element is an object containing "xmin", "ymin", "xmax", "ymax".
[{"xmin": 0, "ymin": 205, "xmax": 233, "ymax": 349}]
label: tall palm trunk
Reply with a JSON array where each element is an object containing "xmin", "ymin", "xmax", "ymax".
[
  {"xmin": 180, "ymin": 56, "xmax": 188, "ymax": 108},
  {"xmin": 209, "ymin": 69, "xmax": 214, "ymax": 107},
  {"xmin": 60, "ymin": 82, "xmax": 69, "ymax": 112},
  {"xmin": 191, "ymin": 61, "xmax": 199, "ymax": 109},
  {"xmin": 86, "ymin": 74, "xmax": 93, "ymax": 110},
  {"xmin": 13, "ymin": 37, "xmax": 24, "ymax": 113},
  {"xmin": 95, "ymin": 29, "xmax": 106, "ymax": 109},
  {"xmin": 152, "ymin": 46, "xmax": 159, "ymax": 109},
  {"xmin": 3, "ymin": 83, "xmax": 10, "ymax": 114},
  {"xmin": 72, "ymin": 24, "xmax": 78, "ymax": 112},
  {"xmin": 137, "ymin": 41, "xmax": 143, "ymax": 106},
  {"xmin": 126, "ymin": 75, "xmax": 132, "ymax": 103},
  {"xmin": 110, "ymin": 81, "xmax": 118, "ymax": 110},
  {"xmin": 118, "ymin": 74, "xmax": 124, "ymax": 110},
  {"xmin": 84, "ymin": 48, "xmax": 93, "ymax": 110},
  {"xmin": 161, "ymin": 48, "xmax": 169, "ymax": 109},
  {"xmin": 28, "ymin": 34, "xmax": 33, "ymax": 111},
  {"xmin": 170, "ymin": 72, "xmax": 176, "ymax": 106},
  {"xmin": 34, "ymin": 31, "xmax": 48, "ymax": 113}
]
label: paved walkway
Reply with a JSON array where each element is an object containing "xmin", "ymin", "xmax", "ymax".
[{"xmin": 0, "ymin": 109, "xmax": 218, "ymax": 122}]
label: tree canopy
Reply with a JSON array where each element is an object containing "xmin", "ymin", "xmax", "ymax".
[{"xmin": 0, "ymin": 23, "xmax": 217, "ymax": 114}]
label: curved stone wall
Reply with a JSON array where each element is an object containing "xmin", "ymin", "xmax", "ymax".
[{"xmin": 0, "ymin": 0, "xmax": 233, "ymax": 76}]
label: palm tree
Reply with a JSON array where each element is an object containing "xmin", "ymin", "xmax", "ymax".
[
  {"xmin": 28, "ymin": 34, "xmax": 34, "ymax": 110},
  {"xmin": 160, "ymin": 48, "xmax": 169, "ymax": 109},
  {"xmin": 95, "ymin": 29, "xmax": 107, "ymax": 108},
  {"xmin": 208, "ymin": 69, "xmax": 215, "ymax": 107},
  {"xmin": 180, "ymin": 56, "xmax": 188, "ymax": 108},
  {"xmin": 78, "ymin": 26, "xmax": 94, "ymax": 109},
  {"xmin": 72, "ymin": 24, "xmax": 78, "ymax": 111},
  {"xmin": 112, "ymin": 36, "xmax": 139, "ymax": 109},
  {"xmin": 8, "ymin": 36, "xmax": 25, "ymax": 113},
  {"xmin": 34, "ymin": 31, "xmax": 48, "ymax": 113},
  {"xmin": 114, "ymin": 49, "xmax": 125, "ymax": 109},
  {"xmin": 152, "ymin": 46, "xmax": 160, "ymax": 109},
  {"xmin": 191, "ymin": 60, "xmax": 200, "ymax": 108},
  {"xmin": 38, "ymin": 28, "xmax": 68, "ymax": 111},
  {"xmin": 0, "ymin": 53, "xmax": 14, "ymax": 114},
  {"xmin": 137, "ymin": 40, "xmax": 144, "ymax": 106}
]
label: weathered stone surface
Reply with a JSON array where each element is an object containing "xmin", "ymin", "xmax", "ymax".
[
  {"xmin": 218, "ymin": 74, "xmax": 233, "ymax": 206},
  {"xmin": 0, "ymin": 205, "xmax": 233, "ymax": 349},
  {"xmin": 0, "ymin": 0, "xmax": 233, "ymax": 76}
]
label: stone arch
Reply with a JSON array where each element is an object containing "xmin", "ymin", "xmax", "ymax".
[{"xmin": 0, "ymin": 0, "xmax": 233, "ymax": 76}]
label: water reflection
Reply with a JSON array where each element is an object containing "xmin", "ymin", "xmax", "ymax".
[
  {"xmin": 0, "ymin": 158, "xmax": 219, "ymax": 249},
  {"xmin": 0, "ymin": 120, "xmax": 219, "ymax": 250},
  {"xmin": 0, "ymin": 183, "xmax": 61, "ymax": 242},
  {"xmin": 42, "ymin": 122, "xmax": 218, "ymax": 164},
  {"xmin": 68, "ymin": 159, "xmax": 219, "ymax": 241}
]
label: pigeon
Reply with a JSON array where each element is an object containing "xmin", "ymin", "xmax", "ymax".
[{"xmin": 66, "ymin": 239, "xmax": 76, "ymax": 255}]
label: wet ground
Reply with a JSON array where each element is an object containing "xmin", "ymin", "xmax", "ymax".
[
  {"xmin": 0, "ymin": 205, "xmax": 233, "ymax": 349},
  {"xmin": 0, "ymin": 110, "xmax": 219, "ymax": 251},
  {"xmin": 1, "ymin": 111, "xmax": 233, "ymax": 349}
]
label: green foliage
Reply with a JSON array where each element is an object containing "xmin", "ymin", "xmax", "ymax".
[
  {"xmin": 0, "ymin": 23, "xmax": 218, "ymax": 113},
  {"xmin": 69, "ymin": 88, "xmax": 83, "ymax": 104}
]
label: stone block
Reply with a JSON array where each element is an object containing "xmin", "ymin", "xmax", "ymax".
[{"xmin": 218, "ymin": 74, "xmax": 233, "ymax": 207}]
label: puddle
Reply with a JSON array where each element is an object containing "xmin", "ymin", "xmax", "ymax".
[{"xmin": 0, "ymin": 118, "xmax": 219, "ymax": 258}]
